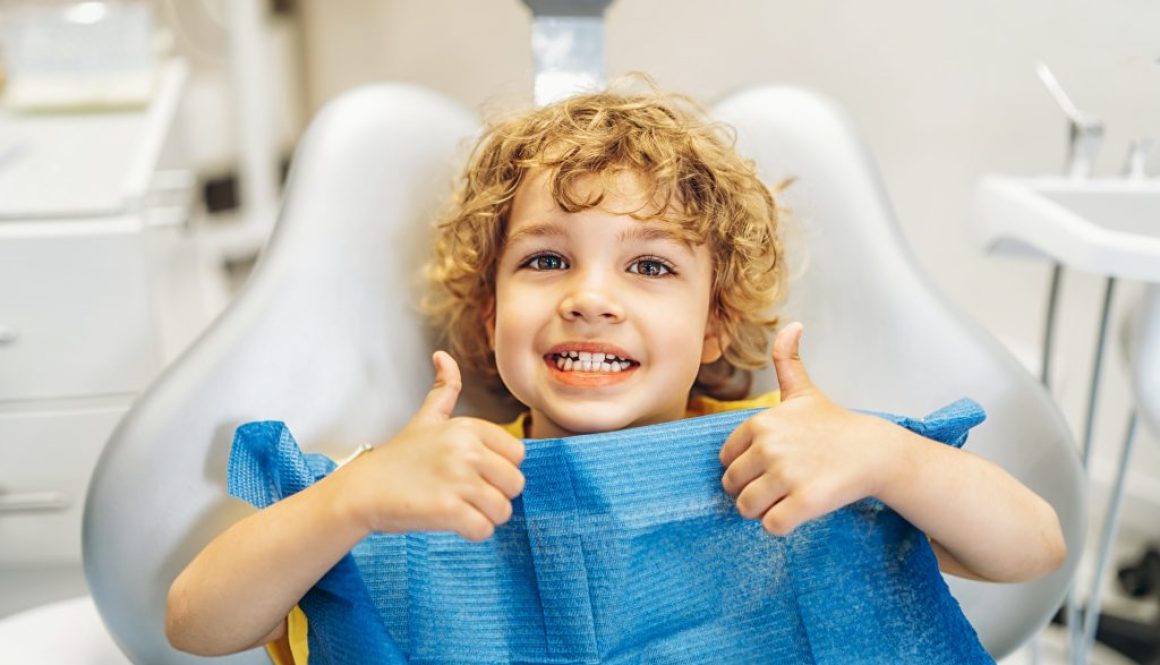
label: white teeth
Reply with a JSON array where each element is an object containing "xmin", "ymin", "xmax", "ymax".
[
  {"xmin": 550, "ymin": 350, "xmax": 635, "ymax": 373},
  {"xmin": 551, "ymin": 355, "xmax": 632, "ymax": 373}
]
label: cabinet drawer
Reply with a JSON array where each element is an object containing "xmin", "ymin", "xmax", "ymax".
[
  {"xmin": 0, "ymin": 221, "xmax": 159, "ymax": 400},
  {"xmin": 0, "ymin": 405, "xmax": 127, "ymax": 566}
]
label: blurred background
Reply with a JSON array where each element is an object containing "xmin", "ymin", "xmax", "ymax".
[{"xmin": 0, "ymin": 1, "xmax": 1157, "ymax": 663}]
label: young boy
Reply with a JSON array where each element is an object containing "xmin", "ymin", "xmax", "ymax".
[{"xmin": 166, "ymin": 80, "xmax": 1066, "ymax": 661}]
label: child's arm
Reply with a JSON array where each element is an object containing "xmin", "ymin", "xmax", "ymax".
[
  {"xmin": 166, "ymin": 352, "xmax": 525, "ymax": 656},
  {"xmin": 846, "ymin": 414, "xmax": 1064, "ymax": 582},
  {"xmin": 719, "ymin": 323, "xmax": 1066, "ymax": 584},
  {"xmin": 166, "ymin": 466, "xmax": 375, "ymax": 653}
]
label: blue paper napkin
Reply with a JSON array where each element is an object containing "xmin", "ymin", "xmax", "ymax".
[{"xmin": 228, "ymin": 398, "xmax": 994, "ymax": 664}]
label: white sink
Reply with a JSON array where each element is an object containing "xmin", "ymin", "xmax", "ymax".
[
  {"xmin": 974, "ymin": 176, "xmax": 1160, "ymax": 282},
  {"xmin": 0, "ymin": 596, "xmax": 130, "ymax": 664}
]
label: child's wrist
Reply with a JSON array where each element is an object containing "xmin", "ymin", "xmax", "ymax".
[
  {"xmin": 320, "ymin": 459, "xmax": 378, "ymax": 538},
  {"xmin": 860, "ymin": 415, "xmax": 920, "ymax": 501}
]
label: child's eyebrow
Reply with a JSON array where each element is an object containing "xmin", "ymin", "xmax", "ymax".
[
  {"xmin": 617, "ymin": 224, "xmax": 690, "ymax": 248},
  {"xmin": 507, "ymin": 222, "xmax": 566, "ymax": 246},
  {"xmin": 507, "ymin": 222, "xmax": 694, "ymax": 254}
]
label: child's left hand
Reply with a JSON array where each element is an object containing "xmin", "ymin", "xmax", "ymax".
[{"xmin": 719, "ymin": 321, "xmax": 900, "ymax": 536}]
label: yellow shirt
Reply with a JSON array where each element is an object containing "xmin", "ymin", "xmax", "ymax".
[{"xmin": 267, "ymin": 390, "xmax": 780, "ymax": 664}]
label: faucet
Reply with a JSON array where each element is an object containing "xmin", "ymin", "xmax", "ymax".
[
  {"xmin": 1036, "ymin": 62, "xmax": 1105, "ymax": 179},
  {"xmin": 1122, "ymin": 138, "xmax": 1153, "ymax": 179}
]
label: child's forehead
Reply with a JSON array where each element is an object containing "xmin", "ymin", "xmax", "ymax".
[
  {"xmin": 518, "ymin": 167, "xmax": 650, "ymax": 203},
  {"xmin": 511, "ymin": 168, "xmax": 686, "ymax": 227}
]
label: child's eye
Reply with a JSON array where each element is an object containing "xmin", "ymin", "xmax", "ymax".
[
  {"xmin": 521, "ymin": 253, "xmax": 569, "ymax": 271},
  {"xmin": 628, "ymin": 257, "xmax": 676, "ymax": 278}
]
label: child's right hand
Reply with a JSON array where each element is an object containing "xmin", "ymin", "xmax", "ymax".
[{"xmin": 335, "ymin": 350, "xmax": 526, "ymax": 542}]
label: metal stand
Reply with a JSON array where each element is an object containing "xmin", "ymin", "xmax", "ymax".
[
  {"xmin": 1080, "ymin": 412, "xmax": 1139, "ymax": 660},
  {"xmin": 1041, "ymin": 263, "xmax": 1064, "ymax": 387},
  {"xmin": 1031, "ymin": 261, "xmax": 1063, "ymax": 665},
  {"xmin": 1038, "ymin": 270, "xmax": 1142, "ymax": 665},
  {"xmin": 522, "ymin": 0, "xmax": 613, "ymax": 106}
]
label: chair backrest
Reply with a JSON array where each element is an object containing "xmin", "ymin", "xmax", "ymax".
[
  {"xmin": 84, "ymin": 84, "xmax": 482, "ymax": 664},
  {"xmin": 715, "ymin": 86, "xmax": 1084, "ymax": 659},
  {"xmin": 84, "ymin": 83, "xmax": 1084, "ymax": 663}
]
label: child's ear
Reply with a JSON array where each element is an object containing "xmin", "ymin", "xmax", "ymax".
[{"xmin": 700, "ymin": 310, "xmax": 730, "ymax": 364}]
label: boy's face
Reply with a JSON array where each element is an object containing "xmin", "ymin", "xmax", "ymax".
[{"xmin": 486, "ymin": 169, "xmax": 726, "ymax": 439}]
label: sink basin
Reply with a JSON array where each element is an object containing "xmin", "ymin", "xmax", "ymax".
[
  {"xmin": 0, "ymin": 596, "xmax": 130, "ymax": 664},
  {"xmin": 974, "ymin": 176, "xmax": 1160, "ymax": 282}
]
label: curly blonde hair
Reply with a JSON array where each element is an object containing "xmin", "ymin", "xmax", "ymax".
[{"xmin": 423, "ymin": 75, "xmax": 789, "ymax": 403}]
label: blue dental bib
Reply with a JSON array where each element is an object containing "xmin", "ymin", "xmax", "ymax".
[{"xmin": 228, "ymin": 399, "xmax": 994, "ymax": 664}]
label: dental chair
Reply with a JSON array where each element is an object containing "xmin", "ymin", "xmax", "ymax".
[{"xmin": 72, "ymin": 82, "xmax": 1085, "ymax": 663}]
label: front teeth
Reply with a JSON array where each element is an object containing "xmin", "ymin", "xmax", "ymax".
[{"xmin": 553, "ymin": 351, "xmax": 633, "ymax": 373}]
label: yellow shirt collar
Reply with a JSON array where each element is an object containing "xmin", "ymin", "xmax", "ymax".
[{"xmin": 500, "ymin": 390, "xmax": 780, "ymax": 438}]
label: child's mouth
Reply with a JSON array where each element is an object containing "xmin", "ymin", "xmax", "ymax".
[{"xmin": 543, "ymin": 352, "xmax": 639, "ymax": 387}]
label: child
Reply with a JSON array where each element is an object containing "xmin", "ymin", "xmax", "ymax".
[{"xmin": 166, "ymin": 78, "xmax": 1066, "ymax": 661}]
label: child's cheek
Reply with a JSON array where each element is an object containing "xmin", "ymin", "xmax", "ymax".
[{"xmin": 490, "ymin": 303, "xmax": 538, "ymax": 406}]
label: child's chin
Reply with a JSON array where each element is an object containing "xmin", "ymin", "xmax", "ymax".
[{"xmin": 551, "ymin": 408, "xmax": 637, "ymax": 436}]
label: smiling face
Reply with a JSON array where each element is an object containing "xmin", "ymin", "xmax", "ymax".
[{"xmin": 485, "ymin": 169, "xmax": 727, "ymax": 439}]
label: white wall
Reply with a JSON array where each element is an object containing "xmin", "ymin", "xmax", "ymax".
[{"xmin": 298, "ymin": 0, "xmax": 1160, "ymax": 537}]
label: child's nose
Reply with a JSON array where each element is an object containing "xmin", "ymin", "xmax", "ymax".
[{"xmin": 558, "ymin": 288, "xmax": 625, "ymax": 323}]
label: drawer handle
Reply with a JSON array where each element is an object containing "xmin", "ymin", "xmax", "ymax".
[
  {"xmin": 0, "ymin": 490, "xmax": 70, "ymax": 513},
  {"xmin": 0, "ymin": 326, "xmax": 17, "ymax": 346}
]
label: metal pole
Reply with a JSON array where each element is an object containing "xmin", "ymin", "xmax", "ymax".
[
  {"xmin": 1079, "ymin": 412, "xmax": 1138, "ymax": 661},
  {"xmin": 1041, "ymin": 263, "xmax": 1063, "ymax": 387},
  {"xmin": 1067, "ymin": 276, "xmax": 1116, "ymax": 665},
  {"xmin": 522, "ymin": 0, "xmax": 613, "ymax": 106},
  {"xmin": 1081, "ymin": 277, "xmax": 1117, "ymax": 467}
]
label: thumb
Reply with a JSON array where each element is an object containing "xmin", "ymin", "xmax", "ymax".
[
  {"xmin": 772, "ymin": 322, "xmax": 814, "ymax": 400},
  {"xmin": 416, "ymin": 350, "xmax": 462, "ymax": 423}
]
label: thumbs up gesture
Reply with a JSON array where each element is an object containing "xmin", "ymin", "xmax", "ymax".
[
  {"xmin": 718, "ymin": 322, "xmax": 895, "ymax": 536},
  {"xmin": 334, "ymin": 351, "xmax": 526, "ymax": 542}
]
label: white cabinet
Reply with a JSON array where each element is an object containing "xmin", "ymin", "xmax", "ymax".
[
  {"xmin": 0, "ymin": 60, "xmax": 210, "ymax": 572},
  {"xmin": 0, "ymin": 405, "xmax": 126, "ymax": 566},
  {"xmin": 0, "ymin": 221, "xmax": 156, "ymax": 401}
]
